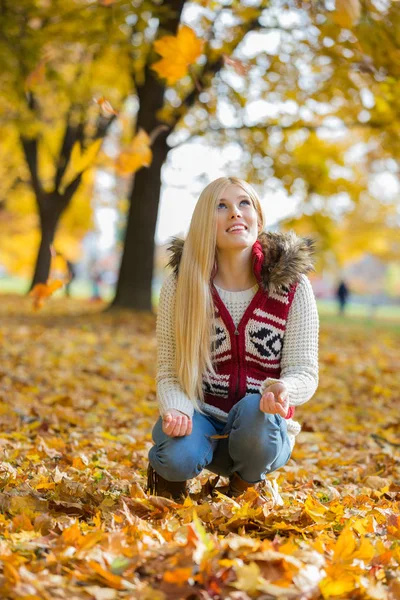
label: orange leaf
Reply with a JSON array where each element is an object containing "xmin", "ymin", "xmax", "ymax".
[
  {"xmin": 29, "ymin": 280, "xmax": 64, "ymax": 310},
  {"xmin": 115, "ymin": 129, "xmax": 152, "ymax": 176},
  {"xmin": 62, "ymin": 521, "xmax": 82, "ymax": 545},
  {"xmin": 163, "ymin": 567, "xmax": 193, "ymax": 585},
  {"xmin": 88, "ymin": 560, "xmax": 123, "ymax": 589}
]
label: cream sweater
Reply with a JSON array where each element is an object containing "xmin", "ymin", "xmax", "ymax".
[{"xmin": 156, "ymin": 273, "xmax": 319, "ymax": 448}]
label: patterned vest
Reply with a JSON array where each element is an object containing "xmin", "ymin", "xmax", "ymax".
[{"xmin": 202, "ymin": 240, "xmax": 297, "ymax": 417}]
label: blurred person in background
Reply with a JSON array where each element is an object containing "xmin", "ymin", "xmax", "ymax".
[{"xmin": 336, "ymin": 279, "xmax": 350, "ymax": 316}]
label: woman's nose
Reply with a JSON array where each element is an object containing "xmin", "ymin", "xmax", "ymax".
[{"xmin": 230, "ymin": 206, "xmax": 242, "ymax": 218}]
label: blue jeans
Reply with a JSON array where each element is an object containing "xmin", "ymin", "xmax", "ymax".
[{"xmin": 148, "ymin": 393, "xmax": 292, "ymax": 484}]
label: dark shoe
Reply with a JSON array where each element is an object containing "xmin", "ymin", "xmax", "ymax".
[
  {"xmin": 227, "ymin": 472, "xmax": 253, "ymax": 497},
  {"xmin": 146, "ymin": 464, "xmax": 187, "ymax": 501}
]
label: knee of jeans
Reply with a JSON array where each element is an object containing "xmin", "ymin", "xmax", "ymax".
[
  {"xmin": 237, "ymin": 395, "xmax": 288, "ymax": 429},
  {"xmin": 150, "ymin": 444, "xmax": 208, "ymax": 481},
  {"xmin": 234, "ymin": 393, "xmax": 275, "ymax": 427}
]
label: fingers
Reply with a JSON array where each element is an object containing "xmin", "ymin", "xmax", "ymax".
[
  {"xmin": 162, "ymin": 414, "xmax": 192, "ymax": 437},
  {"xmin": 260, "ymin": 392, "xmax": 289, "ymax": 417},
  {"xmin": 275, "ymin": 402, "xmax": 287, "ymax": 417},
  {"xmin": 260, "ymin": 391, "xmax": 275, "ymax": 414}
]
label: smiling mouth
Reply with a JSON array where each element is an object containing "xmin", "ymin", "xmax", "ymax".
[{"xmin": 226, "ymin": 226, "xmax": 248, "ymax": 233}]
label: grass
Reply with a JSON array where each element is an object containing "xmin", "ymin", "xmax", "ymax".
[{"xmin": 1, "ymin": 275, "xmax": 399, "ymax": 333}]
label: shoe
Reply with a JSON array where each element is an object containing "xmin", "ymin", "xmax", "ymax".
[
  {"xmin": 227, "ymin": 472, "xmax": 253, "ymax": 497},
  {"xmin": 146, "ymin": 464, "xmax": 188, "ymax": 501}
]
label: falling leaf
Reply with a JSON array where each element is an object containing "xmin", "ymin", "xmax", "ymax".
[
  {"xmin": 223, "ymin": 54, "xmax": 252, "ymax": 76},
  {"xmin": 151, "ymin": 25, "xmax": 204, "ymax": 85},
  {"xmin": 94, "ymin": 96, "xmax": 118, "ymax": 117},
  {"xmin": 29, "ymin": 280, "xmax": 64, "ymax": 310}
]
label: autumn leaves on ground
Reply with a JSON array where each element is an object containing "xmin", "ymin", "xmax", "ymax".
[{"xmin": 0, "ymin": 296, "xmax": 399, "ymax": 600}]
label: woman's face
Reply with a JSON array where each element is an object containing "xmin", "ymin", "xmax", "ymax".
[{"xmin": 215, "ymin": 184, "xmax": 259, "ymax": 251}]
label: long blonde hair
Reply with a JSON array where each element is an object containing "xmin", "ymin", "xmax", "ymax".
[{"xmin": 174, "ymin": 177, "xmax": 265, "ymax": 413}]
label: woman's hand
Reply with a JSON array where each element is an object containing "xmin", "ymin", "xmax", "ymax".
[
  {"xmin": 162, "ymin": 409, "xmax": 193, "ymax": 437},
  {"xmin": 260, "ymin": 382, "xmax": 289, "ymax": 418}
]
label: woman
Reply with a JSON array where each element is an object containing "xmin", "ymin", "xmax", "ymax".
[{"xmin": 147, "ymin": 177, "xmax": 319, "ymax": 500}]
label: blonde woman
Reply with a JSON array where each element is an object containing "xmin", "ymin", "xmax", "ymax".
[{"xmin": 147, "ymin": 177, "xmax": 319, "ymax": 500}]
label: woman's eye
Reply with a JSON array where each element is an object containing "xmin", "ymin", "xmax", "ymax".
[{"xmin": 241, "ymin": 200, "xmax": 250, "ymax": 205}]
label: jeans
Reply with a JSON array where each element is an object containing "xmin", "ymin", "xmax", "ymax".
[{"xmin": 148, "ymin": 393, "xmax": 292, "ymax": 484}]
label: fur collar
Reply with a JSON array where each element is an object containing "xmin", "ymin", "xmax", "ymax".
[{"xmin": 167, "ymin": 231, "xmax": 316, "ymax": 293}]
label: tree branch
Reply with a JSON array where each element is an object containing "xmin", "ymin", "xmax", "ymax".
[
  {"xmin": 93, "ymin": 113, "xmax": 117, "ymax": 141},
  {"xmin": 20, "ymin": 135, "xmax": 42, "ymax": 198},
  {"xmin": 54, "ymin": 110, "xmax": 85, "ymax": 191},
  {"xmin": 63, "ymin": 172, "xmax": 84, "ymax": 202},
  {"xmin": 170, "ymin": 117, "xmax": 389, "ymax": 148}
]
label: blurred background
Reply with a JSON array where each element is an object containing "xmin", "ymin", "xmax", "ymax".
[{"xmin": 0, "ymin": 0, "xmax": 399, "ymax": 322}]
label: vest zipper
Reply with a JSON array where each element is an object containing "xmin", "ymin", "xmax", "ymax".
[{"xmin": 234, "ymin": 328, "xmax": 240, "ymax": 397}]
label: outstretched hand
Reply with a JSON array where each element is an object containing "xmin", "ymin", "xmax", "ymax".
[
  {"xmin": 260, "ymin": 382, "xmax": 289, "ymax": 418},
  {"xmin": 162, "ymin": 409, "xmax": 192, "ymax": 437}
]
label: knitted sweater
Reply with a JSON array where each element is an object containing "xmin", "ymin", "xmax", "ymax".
[{"xmin": 156, "ymin": 231, "xmax": 319, "ymax": 450}]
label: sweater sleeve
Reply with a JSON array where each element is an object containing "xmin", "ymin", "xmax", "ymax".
[
  {"xmin": 156, "ymin": 273, "xmax": 195, "ymax": 419},
  {"xmin": 260, "ymin": 274, "xmax": 319, "ymax": 407}
]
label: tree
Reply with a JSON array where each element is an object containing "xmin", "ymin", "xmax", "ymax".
[
  {"xmin": 0, "ymin": 0, "xmax": 131, "ymax": 287},
  {"xmin": 111, "ymin": 0, "xmax": 400, "ymax": 311}
]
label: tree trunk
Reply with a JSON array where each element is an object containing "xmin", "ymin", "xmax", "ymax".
[
  {"xmin": 111, "ymin": 127, "xmax": 170, "ymax": 310},
  {"xmin": 29, "ymin": 192, "xmax": 69, "ymax": 290},
  {"xmin": 111, "ymin": 67, "xmax": 171, "ymax": 311},
  {"xmin": 110, "ymin": 0, "xmax": 186, "ymax": 311}
]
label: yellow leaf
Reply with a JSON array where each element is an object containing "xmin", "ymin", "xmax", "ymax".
[
  {"xmin": 304, "ymin": 495, "xmax": 329, "ymax": 524},
  {"xmin": 352, "ymin": 536, "xmax": 376, "ymax": 562},
  {"xmin": 352, "ymin": 516, "xmax": 376, "ymax": 535},
  {"xmin": 231, "ymin": 562, "xmax": 261, "ymax": 593},
  {"xmin": 333, "ymin": 527, "xmax": 357, "ymax": 561},
  {"xmin": 320, "ymin": 569, "xmax": 357, "ymax": 598},
  {"xmin": 151, "ymin": 25, "xmax": 204, "ymax": 85}
]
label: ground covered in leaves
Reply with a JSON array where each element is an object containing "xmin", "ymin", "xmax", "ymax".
[{"xmin": 0, "ymin": 295, "xmax": 399, "ymax": 600}]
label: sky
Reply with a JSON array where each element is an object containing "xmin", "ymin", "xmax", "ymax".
[
  {"xmin": 154, "ymin": 140, "xmax": 302, "ymax": 245},
  {"xmin": 94, "ymin": 139, "xmax": 302, "ymax": 251}
]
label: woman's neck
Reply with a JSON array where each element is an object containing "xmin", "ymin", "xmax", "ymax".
[{"xmin": 213, "ymin": 247, "xmax": 257, "ymax": 291}]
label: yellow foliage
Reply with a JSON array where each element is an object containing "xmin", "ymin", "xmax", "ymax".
[
  {"xmin": 115, "ymin": 128, "xmax": 152, "ymax": 176},
  {"xmin": 332, "ymin": 0, "xmax": 361, "ymax": 29},
  {"xmin": 67, "ymin": 139, "xmax": 103, "ymax": 178}
]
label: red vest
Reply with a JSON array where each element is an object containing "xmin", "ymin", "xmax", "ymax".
[{"xmin": 202, "ymin": 240, "xmax": 297, "ymax": 419}]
